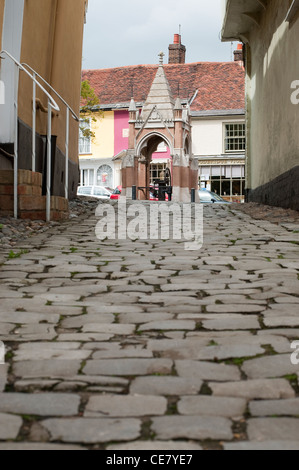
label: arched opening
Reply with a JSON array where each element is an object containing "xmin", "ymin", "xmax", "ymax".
[
  {"xmin": 137, "ymin": 133, "xmax": 172, "ymax": 200},
  {"xmin": 97, "ymin": 164, "xmax": 113, "ymax": 189}
]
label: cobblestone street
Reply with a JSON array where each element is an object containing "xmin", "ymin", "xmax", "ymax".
[{"xmin": 0, "ymin": 202, "xmax": 299, "ymax": 450}]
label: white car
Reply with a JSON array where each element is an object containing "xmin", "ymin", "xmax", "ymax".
[{"xmin": 77, "ymin": 186, "xmax": 112, "ymax": 200}]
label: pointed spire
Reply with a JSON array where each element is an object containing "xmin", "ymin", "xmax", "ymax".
[
  {"xmin": 129, "ymin": 97, "xmax": 137, "ymax": 112},
  {"xmin": 174, "ymin": 97, "xmax": 182, "ymax": 110},
  {"xmin": 141, "ymin": 61, "xmax": 175, "ymax": 121}
]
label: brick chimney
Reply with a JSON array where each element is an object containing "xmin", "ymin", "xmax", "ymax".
[
  {"xmin": 168, "ymin": 34, "xmax": 186, "ymax": 64},
  {"xmin": 234, "ymin": 43, "xmax": 244, "ymax": 65}
]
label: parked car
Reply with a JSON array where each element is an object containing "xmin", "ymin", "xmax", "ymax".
[
  {"xmin": 110, "ymin": 186, "xmax": 122, "ymax": 200},
  {"xmin": 77, "ymin": 186, "xmax": 112, "ymax": 200},
  {"xmin": 198, "ymin": 189, "xmax": 231, "ymax": 204}
]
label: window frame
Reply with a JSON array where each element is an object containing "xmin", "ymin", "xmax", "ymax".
[
  {"xmin": 79, "ymin": 118, "xmax": 92, "ymax": 155},
  {"xmin": 223, "ymin": 122, "xmax": 246, "ymax": 154}
]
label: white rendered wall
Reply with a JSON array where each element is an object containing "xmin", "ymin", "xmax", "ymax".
[
  {"xmin": 0, "ymin": 0, "xmax": 25, "ymax": 143},
  {"xmin": 191, "ymin": 117, "xmax": 244, "ymax": 156}
]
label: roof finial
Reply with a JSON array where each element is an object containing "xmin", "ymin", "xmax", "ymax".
[{"xmin": 158, "ymin": 51, "xmax": 165, "ymax": 65}]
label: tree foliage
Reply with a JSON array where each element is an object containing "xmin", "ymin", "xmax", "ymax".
[{"xmin": 80, "ymin": 80, "xmax": 102, "ymax": 140}]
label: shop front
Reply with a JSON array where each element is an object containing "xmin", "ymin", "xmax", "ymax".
[{"xmin": 199, "ymin": 159, "xmax": 245, "ymax": 203}]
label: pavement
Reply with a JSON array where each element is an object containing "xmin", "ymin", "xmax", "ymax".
[{"xmin": 0, "ymin": 201, "xmax": 299, "ymax": 450}]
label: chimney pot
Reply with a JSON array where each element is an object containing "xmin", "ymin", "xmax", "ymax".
[
  {"xmin": 169, "ymin": 34, "xmax": 186, "ymax": 64},
  {"xmin": 174, "ymin": 34, "xmax": 180, "ymax": 44}
]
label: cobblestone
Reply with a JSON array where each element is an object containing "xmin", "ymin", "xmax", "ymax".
[
  {"xmin": 152, "ymin": 416, "xmax": 233, "ymax": 441},
  {"xmin": 43, "ymin": 418, "xmax": 141, "ymax": 443},
  {"xmin": 0, "ymin": 201, "xmax": 298, "ymax": 449},
  {"xmin": 84, "ymin": 394, "xmax": 167, "ymax": 417}
]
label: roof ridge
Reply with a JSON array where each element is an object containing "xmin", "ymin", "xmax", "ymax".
[{"xmin": 82, "ymin": 61, "xmax": 242, "ymax": 74}]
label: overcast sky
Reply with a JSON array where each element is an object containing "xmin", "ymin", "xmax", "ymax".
[{"xmin": 82, "ymin": 0, "xmax": 237, "ymax": 70}]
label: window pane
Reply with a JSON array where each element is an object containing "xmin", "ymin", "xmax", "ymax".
[{"xmin": 79, "ymin": 119, "xmax": 91, "ymax": 154}]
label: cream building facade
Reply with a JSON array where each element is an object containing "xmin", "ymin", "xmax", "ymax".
[{"xmin": 222, "ymin": 0, "xmax": 299, "ymax": 210}]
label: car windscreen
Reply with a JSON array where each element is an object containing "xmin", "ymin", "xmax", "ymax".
[
  {"xmin": 94, "ymin": 187, "xmax": 109, "ymax": 196},
  {"xmin": 199, "ymin": 191, "xmax": 212, "ymax": 202},
  {"xmin": 78, "ymin": 187, "xmax": 92, "ymax": 195}
]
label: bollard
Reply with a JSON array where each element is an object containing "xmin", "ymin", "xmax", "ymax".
[
  {"xmin": 191, "ymin": 188, "xmax": 195, "ymax": 203},
  {"xmin": 132, "ymin": 185, "xmax": 137, "ymax": 201}
]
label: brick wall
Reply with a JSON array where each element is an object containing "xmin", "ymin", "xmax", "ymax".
[
  {"xmin": 168, "ymin": 44, "xmax": 186, "ymax": 64},
  {"xmin": 0, "ymin": 170, "xmax": 69, "ymax": 220}
]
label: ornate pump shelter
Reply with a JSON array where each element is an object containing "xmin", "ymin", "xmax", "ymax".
[{"xmin": 121, "ymin": 53, "xmax": 199, "ymax": 202}]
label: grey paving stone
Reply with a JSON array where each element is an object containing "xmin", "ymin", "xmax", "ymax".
[
  {"xmin": 85, "ymin": 394, "xmax": 167, "ymax": 417},
  {"xmin": 14, "ymin": 344, "xmax": 90, "ymax": 362},
  {"xmin": 0, "ymin": 365, "xmax": 8, "ymax": 392},
  {"xmin": 14, "ymin": 380, "xmax": 60, "ymax": 392},
  {"xmin": 149, "ymin": 335, "xmax": 265, "ymax": 360},
  {"xmin": 202, "ymin": 316, "xmax": 260, "ymax": 331},
  {"xmin": 175, "ymin": 360, "xmax": 241, "ymax": 382},
  {"xmin": 206, "ymin": 304, "xmax": 265, "ymax": 313},
  {"xmin": 258, "ymin": 329, "xmax": 299, "ymax": 339},
  {"xmin": 67, "ymin": 375, "xmax": 129, "ymax": 386},
  {"xmin": 138, "ymin": 321, "xmax": 196, "ymax": 332},
  {"xmin": 200, "ymin": 256, "xmax": 235, "ymax": 265},
  {"xmin": 57, "ymin": 333, "xmax": 113, "ymax": 342},
  {"xmin": 265, "ymin": 304, "xmax": 299, "ymax": 315},
  {"xmin": 83, "ymin": 359, "xmax": 173, "ymax": 376},
  {"xmin": 92, "ymin": 347, "xmax": 153, "ymax": 359},
  {"xmin": 0, "ymin": 324, "xmax": 15, "ymax": 335},
  {"xmin": 242, "ymin": 354, "xmax": 299, "ymax": 379},
  {"xmin": 0, "ymin": 312, "xmax": 60, "ymax": 324},
  {"xmin": 61, "ymin": 314, "xmax": 115, "ymax": 329},
  {"xmin": 0, "ymin": 443, "xmax": 86, "ymax": 450},
  {"xmin": 0, "ymin": 413, "xmax": 22, "ymax": 440},
  {"xmin": 43, "ymin": 418, "xmax": 141, "ymax": 443},
  {"xmin": 130, "ymin": 376, "xmax": 203, "ymax": 396},
  {"xmin": 224, "ymin": 441, "xmax": 299, "ymax": 451},
  {"xmin": 107, "ymin": 441, "xmax": 202, "ymax": 450},
  {"xmin": 152, "ymin": 416, "xmax": 233, "ymax": 441},
  {"xmin": 82, "ymin": 323, "xmax": 135, "ymax": 335},
  {"xmin": 178, "ymin": 396, "xmax": 247, "ymax": 418},
  {"xmin": 248, "ymin": 418, "xmax": 299, "ymax": 441},
  {"xmin": 13, "ymin": 360, "xmax": 81, "ymax": 378},
  {"xmin": 13, "ymin": 324, "xmax": 57, "ymax": 340},
  {"xmin": 211, "ymin": 379, "xmax": 295, "ymax": 399},
  {"xmin": 0, "ymin": 393, "xmax": 80, "ymax": 416},
  {"xmin": 249, "ymin": 399, "xmax": 299, "ymax": 417},
  {"xmin": 263, "ymin": 317, "xmax": 299, "ymax": 328},
  {"xmin": 48, "ymin": 265, "xmax": 98, "ymax": 273}
]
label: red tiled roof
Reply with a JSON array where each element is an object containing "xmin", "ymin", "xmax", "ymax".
[{"xmin": 82, "ymin": 62, "xmax": 245, "ymax": 112}]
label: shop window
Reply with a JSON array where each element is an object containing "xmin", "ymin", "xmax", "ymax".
[
  {"xmin": 97, "ymin": 165, "xmax": 113, "ymax": 188},
  {"xmin": 199, "ymin": 164, "xmax": 246, "ymax": 201}
]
